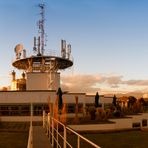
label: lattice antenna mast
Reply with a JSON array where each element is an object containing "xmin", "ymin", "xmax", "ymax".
[
  {"xmin": 37, "ymin": 3, "xmax": 46, "ymax": 55},
  {"xmin": 39, "ymin": 3, "xmax": 45, "ymax": 55}
]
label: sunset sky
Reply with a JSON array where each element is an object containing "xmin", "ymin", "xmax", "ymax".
[{"xmin": 1, "ymin": 0, "xmax": 148, "ymax": 94}]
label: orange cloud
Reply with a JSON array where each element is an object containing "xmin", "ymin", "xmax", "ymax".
[
  {"xmin": 123, "ymin": 80, "xmax": 148, "ymax": 86},
  {"xmin": 61, "ymin": 74, "xmax": 148, "ymax": 94},
  {"xmin": 61, "ymin": 74, "xmax": 102, "ymax": 93}
]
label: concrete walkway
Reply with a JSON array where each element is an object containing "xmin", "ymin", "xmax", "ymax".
[{"xmin": 32, "ymin": 126, "xmax": 51, "ymax": 148}]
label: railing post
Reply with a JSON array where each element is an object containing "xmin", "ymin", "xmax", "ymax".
[
  {"xmin": 46, "ymin": 113, "xmax": 49, "ymax": 136},
  {"xmin": 27, "ymin": 103, "xmax": 33, "ymax": 148},
  {"xmin": 63, "ymin": 125, "xmax": 67, "ymax": 148},
  {"xmin": 31, "ymin": 103, "xmax": 33, "ymax": 126},
  {"xmin": 56, "ymin": 121, "xmax": 59, "ymax": 148},
  {"xmin": 48, "ymin": 113, "xmax": 50, "ymax": 139},
  {"xmin": 78, "ymin": 136, "xmax": 80, "ymax": 148},
  {"xmin": 52, "ymin": 117, "xmax": 54, "ymax": 147},
  {"xmin": 43, "ymin": 110, "xmax": 46, "ymax": 128}
]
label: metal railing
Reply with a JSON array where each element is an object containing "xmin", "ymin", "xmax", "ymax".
[
  {"xmin": 27, "ymin": 124, "xmax": 33, "ymax": 148},
  {"xmin": 43, "ymin": 111, "xmax": 101, "ymax": 148},
  {"xmin": 27, "ymin": 103, "xmax": 33, "ymax": 148}
]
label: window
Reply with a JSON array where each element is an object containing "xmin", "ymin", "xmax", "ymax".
[
  {"xmin": 142, "ymin": 119, "xmax": 147, "ymax": 127},
  {"xmin": 67, "ymin": 103, "xmax": 83, "ymax": 113},
  {"xmin": 67, "ymin": 104, "xmax": 75, "ymax": 113},
  {"xmin": 132, "ymin": 122, "xmax": 141, "ymax": 128}
]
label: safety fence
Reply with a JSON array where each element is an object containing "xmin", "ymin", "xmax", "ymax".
[{"xmin": 43, "ymin": 111, "xmax": 101, "ymax": 148}]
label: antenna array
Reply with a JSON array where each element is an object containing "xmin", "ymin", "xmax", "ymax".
[{"xmin": 61, "ymin": 40, "xmax": 72, "ymax": 59}]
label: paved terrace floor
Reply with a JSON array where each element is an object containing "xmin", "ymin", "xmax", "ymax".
[{"xmin": 32, "ymin": 126, "xmax": 51, "ymax": 148}]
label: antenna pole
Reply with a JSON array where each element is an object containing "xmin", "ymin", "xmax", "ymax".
[
  {"xmin": 38, "ymin": 3, "xmax": 45, "ymax": 55},
  {"xmin": 38, "ymin": 36, "xmax": 41, "ymax": 56}
]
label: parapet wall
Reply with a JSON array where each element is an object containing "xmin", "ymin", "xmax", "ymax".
[{"xmin": 69, "ymin": 113, "xmax": 148, "ymax": 132}]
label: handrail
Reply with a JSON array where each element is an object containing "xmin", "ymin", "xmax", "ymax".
[
  {"xmin": 43, "ymin": 111, "xmax": 101, "ymax": 148},
  {"xmin": 27, "ymin": 124, "xmax": 33, "ymax": 148},
  {"xmin": 27, "ymin": 103, "xmax": 33, "ymax": 148},
  {"xmin": 66, "ymin": 126, "xmax": 100, "ymax": 148}
]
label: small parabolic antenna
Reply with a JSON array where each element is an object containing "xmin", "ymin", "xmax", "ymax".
[
  {"xmin": 14, "ymin": 44, "xmax": 23, "ymax": 59},
  {"xmin": 14, "ymin": 44, "xmax": 23, "ymax": 53}
]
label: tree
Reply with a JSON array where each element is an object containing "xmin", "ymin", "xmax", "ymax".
[
  {"xmin": 138, "ymin": 97, "xmax": 146, "ymax": 112},
  {"xmin": 112, "ymin": 95, "xmax": 117, "ymax": 107},
  {"xmin": 128, "ymin": 96, "xmax": 137, "ymax": 108},
  {"xmin": 57, "ymin": 87, "xmax": 63, "ymax": 111},
  {"xmin": 95, "ymin": 92, "xmax": 99, "ymax": 108},
  {"xmin": 139, "ymin": 97, "xmax": 145, "ymax": 106}
]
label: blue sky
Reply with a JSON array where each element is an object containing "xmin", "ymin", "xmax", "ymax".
[{"xmin": 1, "ymin": 0, "xmax": 148, "ymax": 94}]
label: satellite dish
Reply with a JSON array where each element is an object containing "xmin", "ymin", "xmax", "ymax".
[
  {"xmin": 14, "ymin": 44, "xmax": 23, "ymax": 54},
  {"xmin": 14, "ymin": 44, "xmax": 23, "ymax": 59}
]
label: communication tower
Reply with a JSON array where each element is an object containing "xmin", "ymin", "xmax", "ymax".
[{"xmin": 12, "ymin": 3, "xmax": 73, "ymax": 91}]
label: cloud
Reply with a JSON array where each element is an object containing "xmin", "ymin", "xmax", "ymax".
[
  {"xmin": 61, "ymin": 74, "xmax": 102, "ymax": 93},
  {"xmin": 61, "ymin": 74, "xmax": 124, "ymax": 93},
  {"xmin": 123, "ymin": 80, "xmax": 148, "ymax": 86},
  {"xmin": 61, "ymin": 74, "xmax": 148, "ymax": 94},
  {"xmin": 102, "ymin": 76, "xmax": 123, "ymax": 88},
  {"xmin": 104, "ymin": 76, "xmax": 123, "ymax": 85}
]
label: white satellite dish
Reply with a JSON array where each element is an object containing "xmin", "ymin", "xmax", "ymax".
[
  {"xmin": 14, "ymin": 44, "xmax": 23, "ymax": 59},
  {"xmin": 14, "ymin": 44, "xmax": 23, "ymax": 53}
]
